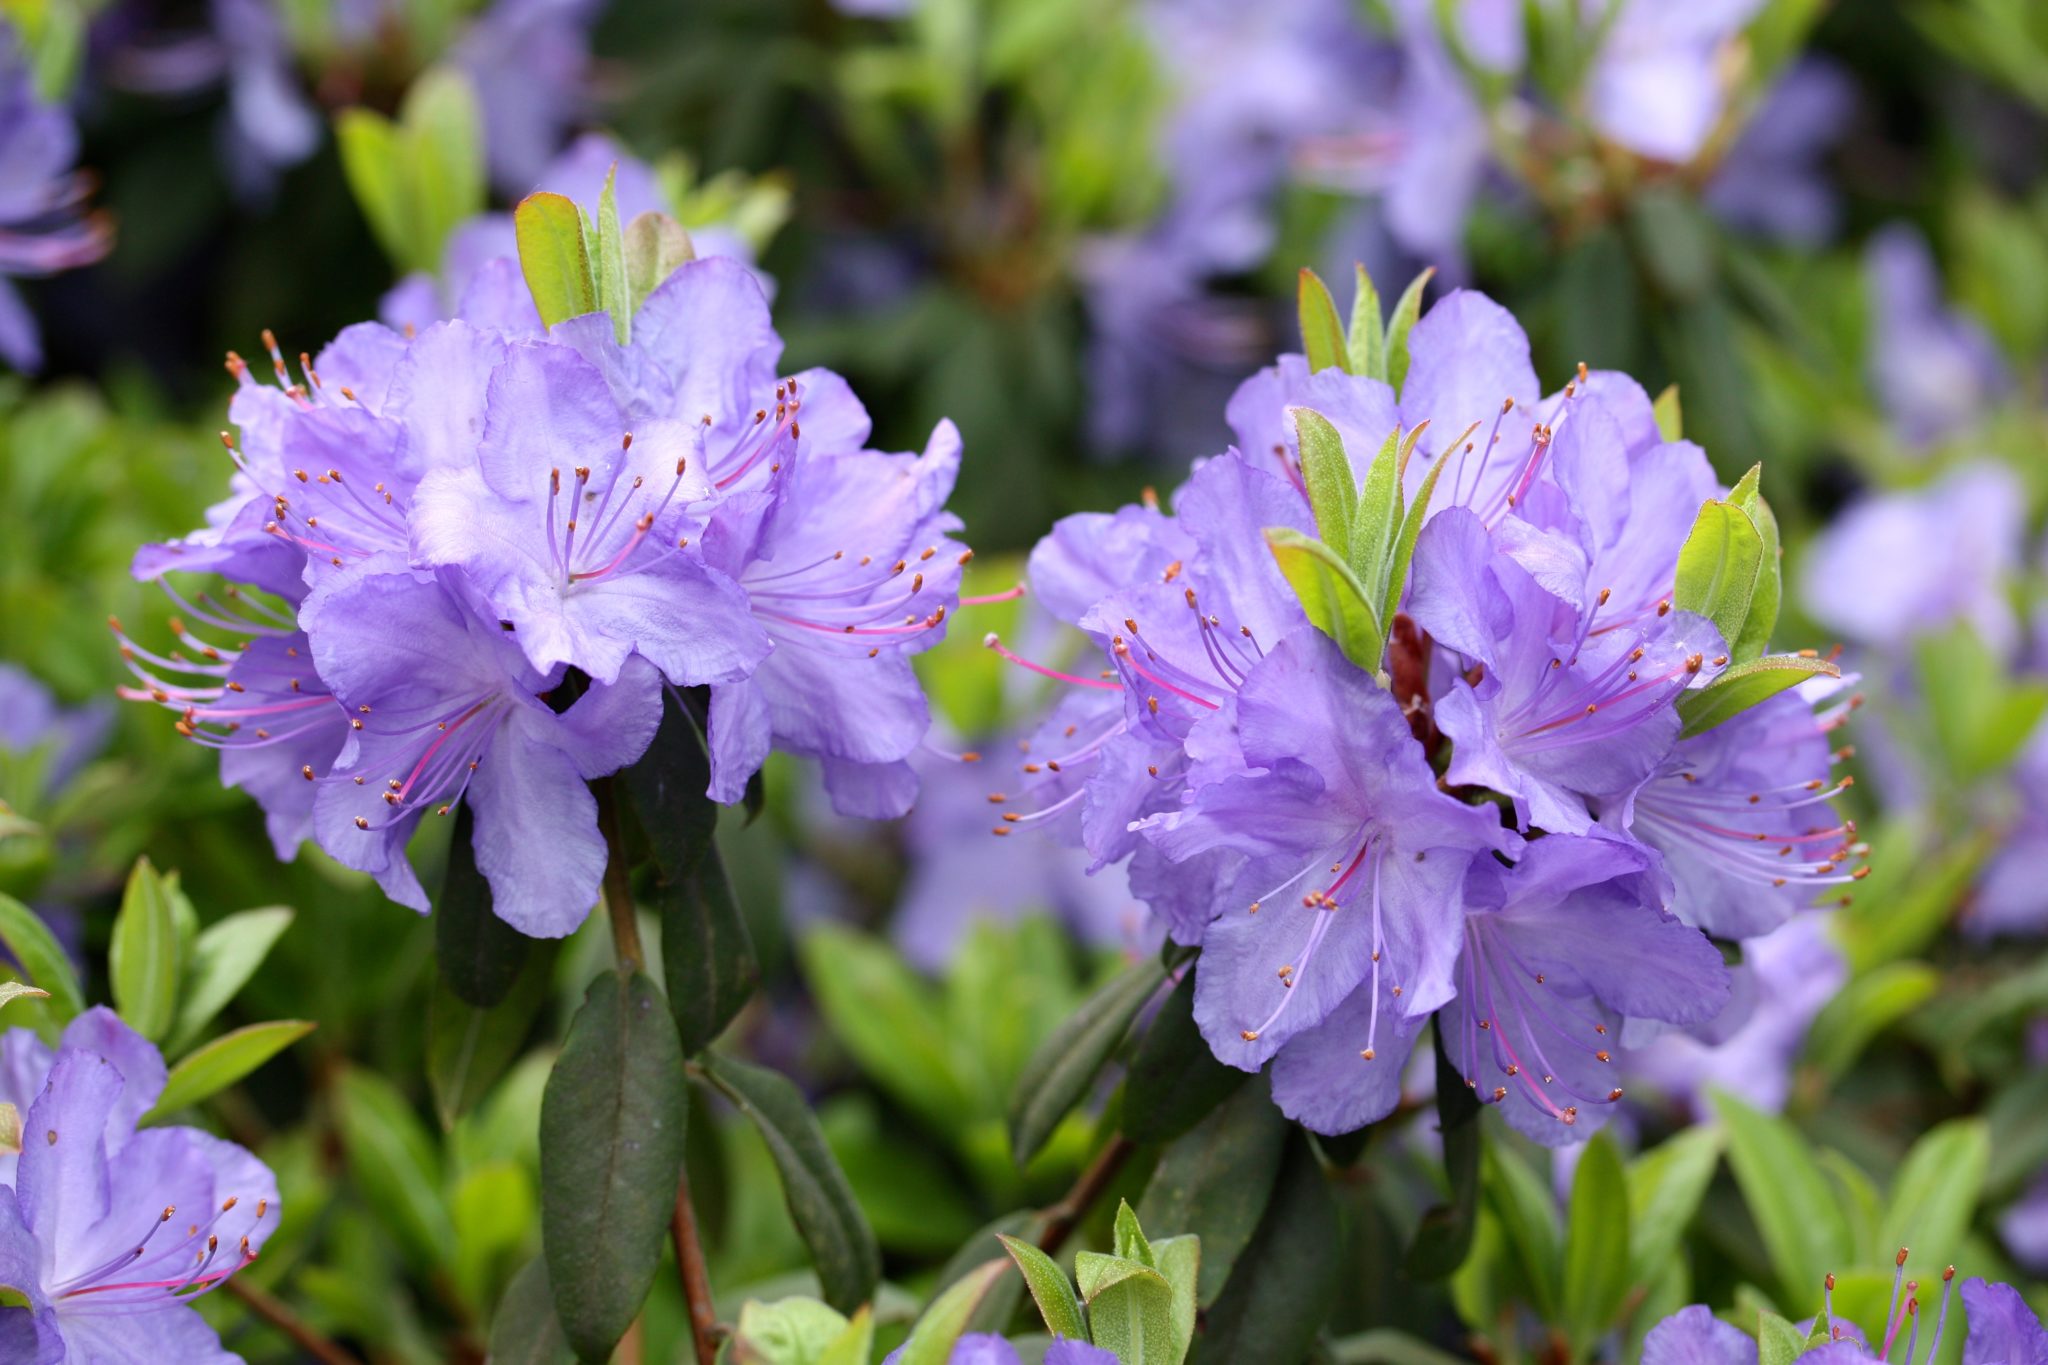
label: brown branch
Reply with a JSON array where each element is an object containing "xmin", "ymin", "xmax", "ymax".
[
  {"xmin": 1037, "ymin": 1132, "xmax": 1138, "ymax": 1255},
  {"xmin": 672, "ymin": 1165, "xmax": 722, "ymax": 1365},
  {"xmin": 227, "ymin": 1277, "xmax": 362, "ymax": 1365}
]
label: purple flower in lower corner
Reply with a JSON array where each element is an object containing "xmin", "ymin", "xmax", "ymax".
[
  {"xmin": 0, "ymin": 1009, "xmax": 278, "ymax": 1364},
  {"xmin": 1649, "ymin": 1268, "xmax": 2048, "ymax": 1364}
]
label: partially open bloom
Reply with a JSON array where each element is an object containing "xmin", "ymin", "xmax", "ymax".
[{"xmin": 0, "ymin": 1009, "xmax": 278, "ymax": 1362}]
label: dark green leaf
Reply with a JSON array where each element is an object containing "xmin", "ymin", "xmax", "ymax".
[
  {"xmin": 1138, "ymin": 1080, "xmax": 1287, "ymax": 1306},
  {"xmin": 515, "ymin": 191, "xmax": 598, "ymax": 328},
  {"xmin": 0, "ymin": 891, "xmax": 83, "ymax": 1022},
  {"xmin": 1193, "ymin": 1132, "xmax": 1341, "ymax": 1365},
  {"xmin": 542, "ymin": 972, "xmax": 689, "ymax": 1361},
  {"xmin": 1408, "ymin": 1025, "xmax": 1482, "ymax": 1279},
  {"xmin": 703, "ymin": 1051, "xmax": 881, "ymax": 1313},
  {"xmin": 621, "ymin": 687, "xmax": 720, "ymax": 877},
  {"xmin": 429, "ymin": 939, "xmax": 558, "ymax": 1127},
  {"xmin": 1123, "ymin": 967, "xmax": 1248, "ymax": 1145},
  {"xmin": 1561, "ymin": 1132, "xmax": 1631, "ymax": 1354},
  {"xmin": 489, "ymin": 1256, "xmax": 576, "ymax": 1365},
  {"xmin": 110, "ymin": 858, "xmax": 181, "ymax": 1041},
  {"xmin": 1008, "ymin": 951, "xmax": 1167, "ymax": 1166},
  {"xmin": 1298, "ymin": 267, "xmax": 1351, "ymax": 374},
  {"xmin": 436, "ymin": 803, "xmax": 528, "ymax": 1007}
]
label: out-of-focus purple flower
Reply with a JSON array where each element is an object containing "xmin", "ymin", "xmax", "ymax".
[
  {"xmin": 1971, "ymin": 729, "xmax": 2048, "ymax": 939},
  {"xmin": 1798, "ymin": 461, "xmax": 2024, "ymax": 656},
  {"xmin": 1606, "ymin": 682, "xmax": 1859, "ymax": 940},
  {"xmin": 452, "ymin": 0, "xmax": 602, "ymax": 194},
  {"xmin": 1628, "ymin": 911, "xmax": 1844, "ymax": 1116},
  {"xmin": 1583, "ymin": 1, "xmax": 1769, "ymax": 164},
  {"xmin": 0, "ymin": 665, "xmax": 110, "ymax": 802},
  {"xmin": 207, "ymin": 0, "xmax": 322, "ymax": 197},
  {"xmin": 0, "ymin": 27, "xmax": 111, "ymax": 370},
  {"xmin": 2000, "ymin": 1178, "xmax": 2048, "ymax": 1278},
  {"xmin": 1642, "ymin": 1303, "xmax": 1757, "ymax": 1364},
  {"xmin": 1864, "ymin": 226, "xmax": 2009, "ymax": 448},
  {"xmin": 1706, "ymin": 60, "xmax": 1856, "ymax": 245},
  {"xmin": 0, "ymin": 1009, "xmax": 278, "ymax": 1362}
]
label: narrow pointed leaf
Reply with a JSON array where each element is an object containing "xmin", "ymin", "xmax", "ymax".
[
  {"xmin": 1382, "ymin": 435, "xmax": 1457, "ymax": 627},
  {"xmin": 1193, "ymin": 1132, "xmax": 1341, "ymax": 1364},
  {"xmin": 1348, "ymin": 263, "xmax": 1385, "ymax": 379},
  {"xmin": 1877, "ymin": 1118, "xmax": 1988, "ymax": 1282},
  {"xmin": 337, "ymin": 1066, "xmax": 455, "ymax": 1274},
  {"xmin": 1292, "ymin": 406, "xmax": 1357, "ymax": 548},
  {"xmin": 897, "ymin": 1259, "xmax": 1008, "ymax": 1365},
  {"xmin": 1725, "ymin": 465, "xmax": 1781, "ymax": 661},
  {"xmin": 1673, "ymin": 499, "xmax": 1765, "ymax": 649},
  {"xmin": 1267, "ymin": 527, "xmax": 1384, "ymax": 673},
  {"xmin": 110, "ymin": 858, "xmax": 181, "ymax": 1041},
  {"xmin": 1008, "ymin": 952, "xmax": 1168, "ymax": 1165},
  {"xmin": 402, "ymin": 65, "xmax": 486, "ymax": 274},
  {"xmin": 0, "ymin": 983, "xmax": 48, "ymax": 1012},
  {"xmin": 168, "ymin": 906, "xmax": 295, "ymax": 1053},
  {"xmin": 488, "ymin": 1256, "xmax": 576, "ymax": 1365},
  {"xmin": 515, "ymin": 191, "xmax": 598, "ymax": 327},
  {"xmin": 1625, "ymin": 1123, "xmax": 1724, "ymax": 1286},
  {"xmin": 1298, "ymin": 267, "xmax": 1351, "ymax": 374},
  {"xmin": 702, "ymin": 1050, "xmax": 880, "ymax": 1312},
  {"xmin": 1384, "ymin": 267, "xmax": 1435, "ymax": 394},
  {"xmin": 1350, "ymin": 425, "xmax": 1404, "ymax": 594},
  {"xmin": 594, "ymin": 165, "xmax": 630, "ymax": 345},
  {"xmin": 144, "ymin": 1019, "xmax": 314, "ymax": 1121},
  {"xmin": 1676, "ymin": 654, "xmax": 1840, "ymax": 737},
  {"xmin": 0, "ymin": 893, "xmax": 81, "ymax": 1022},
  {"xmin": 1710, "ymin": 1089, "xmax": 1853, "ymax": 1305},
  {"xmin": 542, "ymin": 972, "xmax": 689, "ymax": 1360},
  {"xmin": 997, "ymin": 1234, "xmax": 1087, "ymax": 1342},
  {"xmin": 1561, "ymin": 1132, "xmax": 1631, "ymax": 1354},
  {"xmin": 429, "ymin": 940, "xmax": 558, "ymax": 1127}
]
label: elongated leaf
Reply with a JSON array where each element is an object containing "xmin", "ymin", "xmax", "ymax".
[
  {"xmin": 1384, "ymin": 267, "xmax": 1435, "ymax": 394},
  {"xmin": 515, "ymin": 191, "xmax": 598, "ymax": 328},
  {"xmin": 1803, "ymin": 962, "xmax": 1938, "ymax": 1082},
  {"xmin": 1677, "ymin": 654, "xmax": 1840, "ymax": 737},
  {"xmin": 897, "ymin": 1259, "xmax": 1008, "ymax": 1365},
  {"xmin": 1878, "ymin": 1118, "xmax": 1988, "ymax": 1280},
  {"xmin": 1626, "ymin": 1123, "xmax": 1724, "ymax": 1286},
  {"xmin": 110, "ymin": 858, "xmax": 181, "ymax": 1041},
  {"xmin": 703, "ymin": 1051, "xmax": 880, "ymax": 1312},
  {"xmin": 1194, "ymin": 1132, "xmax": 1341, "ymax": 1364},
  {"xmin": 429, "ymin": 940, "xmax": 558, "ymax": 1127},
  {"xmin": 1348, "ymin": 264, "xmax": 1385, "ymax": 379},
  {"xmin": 1113, "ymin": 1199, "xmax": 1157, "ymax": 1266},
  {"xmin": 1673, "ymin": 499, "xmax": 1765, "ymax": 650},
  {"xmin": 594, "ymin": 166, "xmax": 630, "ymax": 345},
  {"xmin": 1653, "ymin": 384, "xmax": 1683, "ymax": 441},
  {"xmin": 144, "ymin": 1019, "xmax": 313, "ymax": 1121},
  {"xmin": 818, "ymin": 1307, "xmax": 875, "ymax": 1365},
  {"xmin": 1266, "ymin": 527, "xmax": 1384, "ymax": 673},
  {"xmin": 1008, "ymin": 952, "xmax": 1167, "ymax": 1165},
  {"xmin": 1408, "ymin": 1026, "xmax": 1482, "ymax": 1279},
  {"xmin": 436, "ymin": 803, "xmax": 527, "ymax": 1008},
  {"xmin": 337, "ymin": 1066, "xmax": 455, "ymax": 1274},
  {"xmin": 1138, "ymin": 1080, "xmax": 1287, "ymax": 1306},
  {"xmin": 1711, "ymin": 1089, "xmax": 1852, "ymax": 1305},
  {"xmin": 624, "ymin": 212, "xmax": 695, "ymax": 313},
  {"xmin": 0, "ymin": 983, "xmax": 48, "ymax": 1012},
  {"xmin": 0, "ymin": 892, "xmax": 80, "ymax": 1023},
  {"xmin": 1298, "ymin": 267, "xmax": 1351, "ymax": 374},
  {"xmin": 1123, "ymin": 966, "xmax": 1247, "ymax": 1145},
  {"xmin": 998, "ymin": 1234, "xmax": 1087, "ymax": 1342},
  {"xmin": 1329, "ymin": 1328, "xmax": 1473, "ymax": 1364},
  {"xmin": 167, "ymin": 906, "xmax": 294, "ymax": 1053},
  {"xmin": 1727, "ymin": 467, "xmax": 1781, "ymax": 661},
  {"xmin": 1382, "ymin": 433, "xmax": 1459, "ymax": 627},
  {"xmin": 489, "ymin": 1256, "xmax": 575, "ymax": 1365},
  {"xmin": 1293, "ymin": 406, "xmax": 1358, "ymax": 548},
  {"xmin": 402, "ymin": 65, "xmax": 486, "ymax": 274},
  {"xmin": 335, "ymin": 109, "xmax": 410, "ymax": 268},
  {"xmin": 1350, "ymin": 425, "xmax": 1404, "ymax": 596},
  {"xmin": 1562, "ymin": 1132, "xmax": 1631, "ymax": 1354},
  {"xmin": 1482, "ymin": 1142, "xmax": 1561, "ymax": 1321},
  {"xmin": 620, "ymin": 687, "xmax": 720, "ymax": 878},
  {"xmin": 542, "ymin": 972, "xmax": 688, "ymax": 1360},
  {"xmin": 1154, "ymin": 1233, "xmax": 1201, "ymax": 1361}
]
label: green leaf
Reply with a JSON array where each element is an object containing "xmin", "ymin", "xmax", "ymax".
[
  {"xmin": 166, "ymin": 905, "xmax": 295, "ymax": 1055},
  {"xmin": 1266, "ymin": 527, "xmax": 1384, "ymax": 673},
  {"xmin": 997, "ymin": 1234, "xmax": 1087, "ymax": 1342},
  {"xmin": 620, "ymin": 687, "xmax": 720, "ymax": 879},
  {"xmin": 336, "ymin": 1066, "xmax": 455, "ymax": 1274},
  {"xmin": 1914, "ymin": 621, "xmax": 2048, "ymax": 781},
  {"xmin": 1348, "ymin": 264, "xmax": 1385, "ymax": 380},
  {"xmin": 1113, "ymin": 1198, "xmax": 1157, "ymax": 1267},
  {"xmin": 1677, "ymin": 654, "xmax": 1841, "ymax": 737},
  {"xmin": 1757, "ymin": 1309, "xmax": 1810, "ymax": 1365},
  {"xmin": 1481, "ymin": 1142, "xmax": 1561, "ymax": 1321},
  {"xmin": 800, "ymin": 925, "xmax": 971, "ymax": 1131},
  {"xmin": 1138, "ymin": 1080, "xmax": 1288, "ymax": 1307},
  {"xmin": 428, "ymin": 939, "xmax": 558, "ymax": 1128},
  {"xmin": 1878, "ymin": 1119, "xmax": 1988, "ymax": 1280},
  {"xmin": 1348, "ymin": 425, "xmax": 1404, "ymax": 596},
  {"xmin": 1383, "ymin": 267, "xmax": 1435, "ymax": 395},
  {"xmin": 335, "ymin": 109, "xmax": 411, "ymax": 269},
  {"xmin": 0, "ymin": 982, "xmax": 49, "ymax": 1013},
  {"xmin": 1381, "ymin": 435, "xmax": 1457, "ymax": 629},
  {"xmin": 110, "ymin": 858, "xmax": 182, "ymax": 1041},
  {"xmin": 1628, "ymin": 187, "xmax": 1716, "ymax": 300},
  {"xmin": 1193, "ymin": 1132, "xmax": 1341, "ymax": 1364},
  {"xmin": 1293, "ymin": 406, "xmax": 1359, "ymax": 549},
  {"xmin": 897, "ymin": 1260, "xmax": 1009, "ymax": 1365},
  {"xmin": 1083, "ymin": 1255, "xmax": 1180, "ymax": 1365},
  {"xmin": 702, "ymin": 1051, "xmax": 881, "ymax": 1313},
  {"xmin": 1725, "ymin": 467, "xmax": 1781, "ymax": 661},
  {"xmin": 1408, "ymin": 1026, "xmax": 1482, "ymax": 1279},
  {"xmin": 1007, "ymin": 951, "xmax": 1168, "ymax": 1166},
  {"xmin": 1625, "ymin": 1123, "xmax": 1725, "ymax": 1287},
  {"xmin": 401, "ymin": 66, "xmax": 486, "ymax": 275},
  {"xmin": 1803, "ymin": 961, "xmax": 1939, "ymax": 1082},
  {"xmin": 818, "ymin": 1306, "xmax": 875, "ymax": 1365},
  {"xmin": 593, "ymin": 165, "xmax": 631, "ymax": 345},
  {"xmin": 515, "ymin": 191, "xmax": 599, "ymax": 328},
  {"xmin": 0, "ymin": 892, "xmax": 81, "ymax": 1023},
  {"xmin": 1298, "ymin": 267, "xmax": 1351, "ymax": 374},
  {"xmin": 488, "ymin": 1256, "xmax": 575, "ymax": 1365},
  {"xmin": 436, "ymin": 803, "xmax": 527, "ymax": 1008},
  {"xmin": 1652, "ymin": 384, "xmax": 1683, "ymax": 441},
  {"xmin": 624, "ymin": 212, "xmax": 696, "ymax": 313},
  {"xmin": 144, "ymin": 1019, "xmax": 313, "ymax": 1121},
  {"xmin": 541, "ymin": 972, "xmax": 689, "ymax": 1361},
  {"xmin": 1672, "ymin": 499, "xmax": 1765, "ymax": 652},
  {"xmin": 1561, "ymin": 1132, "xmax": 1632, "ymax": 1356},
  {"xmin": 452, "ymin": 1159, "xmax": 537, "ymax": 1313},
  {"xmin": 1153, "ymin": 1234, "xmax": 1201, "ymax": 1363},
  {"xmin": 1122, "ymin": 966, "xmax": 1248, "ymax": 1145},
  {"xmin": 1711, "ymin": 1089, "xmax": 1853, "ymax": 1305},
  {"xmin": 1328, "ymin": 1328, "xmax": 1474, "ymax": 1365},
  {"xmin": 730, "ymin": 1297, "xmax": 853, "ymax": 1364}
]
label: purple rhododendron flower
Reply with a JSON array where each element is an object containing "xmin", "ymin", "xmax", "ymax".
[
  {"xmin": 1642, "ymin": 1304, "xmax": 1757, "ymax": 1364},
  {"xmin": 0, "ymin": 26, "xmax": 112, "ymax": 371},
  {"xmin": 1864, "ymin": 225, "xmax": 2009, "ymax": 448},
  {"xmin": 1648, "ymin": 1269, "xmax": 2048, "ymax": 1364},
  {"xmin": 882, "ymin": 1334, "xmax": 1116, "ymax": 1365},
  {"xmin": 0, "ymin": 1009, "xmax": 278, "ymax": 1362}
]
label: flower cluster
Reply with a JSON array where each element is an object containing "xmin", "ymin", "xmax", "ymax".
[
  {"xmin": 122, "ymin": 193, "xmax": 966, "ymax": 937},
  {"xmin": 0, "ymin": 1008, "xmax": 279, "ymax": 1361},
  {"xmin": 993, "ymin": 284, "xmax": 1854, "ymax": 1142}
]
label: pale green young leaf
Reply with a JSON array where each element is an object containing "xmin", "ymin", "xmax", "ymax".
[
  {"xmin": 1711, "ymin": 1090, "xmax": 1853, "ymax": 1305},
  {"xmin": 335, "ymin": 110, "xmax": 411, "ymax": 269},
  {"xmin": 1348, "ymin": 264, "xmax": 1385, "ymax": 380},
  {"xmin": 897, "ymin": 1260, "xmax": 1008, "ymax": 1365},
  {"xmin": 1676, "ymin": 654, "xmax": 1842, "ymax": 737},
  {"xmin": 998, "ymin": 1234, "xmax": 1088, "ymax": 1342},
  {"xmin": 144, "ymin": 1019, "xmax": 315, "ymax": 1121},
  {"xmin": 110, "ymin": 858, "xmax": 181, "ymax": 1041},
  {"xmin": 1653, "ymin": 384, "xmax": 1683, "ymax": 441},
  {"xmin": 1561, "ymin": 1132, "xmax": 1632, "ymax": 1355},
  {"xmin": 1292, "ymin": 407, "xmax": 1357, "ymax": 550},
  {"xmin": 1384, "ymin": 267, "xmax": 1435, "ymax": 394},
  {"xmin": 1673, "ymin": 499, "xmax": 1765, "ymax": 650},
  {"xmin": 1266, "ymin": 528, "xmax": 1384, "ymax": 673},
  {"xmin": 0, "ymin": 983, "xmax": 48, "ymax": 1013},
  {"xmin": 1380, "ymin": 431, "xmax": 1463, "ymax": 629},
  {"xmin": 514, "ymin": 192, "xmax": 598, "ymax": 327},
  {"xmin": 1153, "ymin": 1234, "xmax": 1201, "ymax": 1362},
  {"xmin": 166, "ymin": 906, "xmax": 295, "ymax": 1056},
  {"xmin": 594, "ymin": 165, "xmax": 631, "ymax": 345},
  {"xmin": 401, "ymin": 66, "xmax": 486, "ymax": 275},
  {"xmin": 623, "ymin": 212, "xmax": 695, "ymax": 314},
  {"xmin": 1625, "ymin": 1123, "xmax": 1724, "ymax": 1286},
  {"xmin": 1878, "ymin": 1119, "xmax": 1989, "ymax": 1281},
  {"xmin": 1350, "ymin": 425, "xmax": 1404, "ymax": 597},
  {"xmin": 1298, "ymin": 267, "xmax": 1351, "ymax": 374}
]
